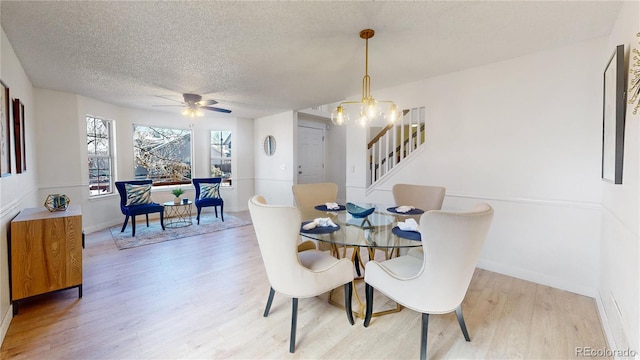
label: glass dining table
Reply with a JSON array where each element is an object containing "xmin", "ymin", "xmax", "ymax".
[{"xmin": 299, "ymin": 202, "xmax": 424, "ymax": 318}]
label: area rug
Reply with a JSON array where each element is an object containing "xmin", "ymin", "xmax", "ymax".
[{"xmin": 110, "ymin": 213, "xmax": 251, "ymax": 250}]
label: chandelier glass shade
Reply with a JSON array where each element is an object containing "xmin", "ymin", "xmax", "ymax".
[{"xmin": 331, "ymin": 29, "xmax": 399, "ymax": 127}]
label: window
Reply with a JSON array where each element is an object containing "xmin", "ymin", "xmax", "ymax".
[
  {"xmin": 133, "ymin": 125, "xmax": 192, "ymax": 185},
  {"xmin": 210, "ymin": 130, "xmax": 232, "ymax": 186},
  {"xmin": 87, "ymin": 116, "xmax": 114, "ymax": 196}
]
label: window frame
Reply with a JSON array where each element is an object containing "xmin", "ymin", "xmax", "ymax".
[
  {"xmin": 87, "ymin": 115, "xmax": 114, "ymax": 197},
  {"xmin": 209, "ymin": 130, "xmax": 232, "ymax": 187}
]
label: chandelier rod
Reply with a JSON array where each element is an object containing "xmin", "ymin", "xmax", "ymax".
[{"xmin": 361, "ymin": 29, "xmax": 374, "ymax": 101}]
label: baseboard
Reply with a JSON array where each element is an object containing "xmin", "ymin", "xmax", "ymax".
[
  {"xmin": 0, "ymin": 305, "xmax": 12, "ymax": 349},
  {"xmin": 476, "ymin": 258, "xmax": 596, "ymax": 298},
  {"xmin": 595, "ymin": 290, "xmax": 618, "ymax": 352},
  {"xmin": 83, "ymin": 219, "xmax": 122, "ymax": 234}
]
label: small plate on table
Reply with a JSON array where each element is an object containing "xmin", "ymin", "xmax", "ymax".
[
  {"xmin": 392, "ymin": 226, "xmax": 421, "ymax": 241},
  {"xmin": 386, "ymin": 207, "xmax": 425, "ymax": 215},
  {"xmin": 300, "ymin": 221, "xmax": 341, "ymax": 234},
  {"xmin": 314, "ymin": 204, "xmax": 346, "ymax": 211}
]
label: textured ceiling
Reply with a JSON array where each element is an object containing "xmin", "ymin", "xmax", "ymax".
[{"xmin": 0, "ymin": 1, "xmax": 623, "ymax": 119}]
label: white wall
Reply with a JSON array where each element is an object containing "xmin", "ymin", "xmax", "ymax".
[
  {"xmin": 0, "ymin": 29, "xmax": 39, "ymax": 346},
  {"xmin": 34, "ymin": 89, "xmax": 89, "ymax": 221},
  {"xmin": 325, "ymin": 119, "xmax": 347, "ymax": 204},
  {"xmin": 253, "ymin": 111, "xmax": 295, "ymax": 205},
  {"xmin": 345, "ymin": 113, "xmax": 370, "ymax": 201},
  {"xmin": 598, "ymin": 0, "xmax": 639, "ymax": 353},
  {"xmin": 349, "ymin": 37, "xmax": 608, "ymax": 297},
  {"xmin": 234, "ymin": 117, "xmax": 256, "ymax": 211}
]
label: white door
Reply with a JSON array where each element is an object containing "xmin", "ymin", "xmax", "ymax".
[{"xmin": 297, "ymin": 126, "xmax": 324, "ymax": 184}]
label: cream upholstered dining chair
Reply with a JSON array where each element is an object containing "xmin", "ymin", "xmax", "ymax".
[
  {"xmin": 248, "ymin": 195, "xmax": 355, "ymax": 353},
  {"xmin": 392, "ymin": 184, "xmax": 446, "ymax": 257},
  {"xmin": 253, "ymin": 195, "xmax": 316, "ymax": 252},
  {"xmin": 363, "ymin": 204, "xmax": 494, "ymax": 360},
  {"xmin": 292, "ymin": 182, "xmax": 339, "ymax": 208},
  {"xmin": 392, "ymin": 184, "xmax": 446, "ymax": 220},
  {"xmin": 292, "ymin": 182, "xmax": 339, "ymax": 251}
]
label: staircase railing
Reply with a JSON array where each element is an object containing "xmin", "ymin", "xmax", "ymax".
[
  {"xmin": 367, "ymin": 123, "xmax": 394, "ymax": 150},
  {"xmin": 368, "ymin": 107, "xmax": 426, "ymax": 186}
]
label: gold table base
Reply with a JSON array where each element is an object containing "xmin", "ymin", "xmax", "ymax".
[
  {"xmin": 327, "ymin": 245, "xmax": 402, "ymax": 319},
  {"xmin": 163, "ymin": 201, "xmax": 193, "ymax": 228}
]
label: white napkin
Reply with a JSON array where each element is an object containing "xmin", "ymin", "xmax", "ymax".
[
  {"xmin": 303, "ymin": 217, "xmax": 338, "ymax": 230},
  {"xmin": 302, "ymin": 221, "xmax": 317, "ymax": 230},
  {"xmin": 395, "ymin": 205, "xmax": 415, "ymax": 213},
  {"xmin": 325, "ymin": 202, "xmax": 340, "ymax": 210},
  {"xmin": 397, "ymin": 218, "xmax": 419, "ymax": 232},
  {"xmin": 315, "ymin": 217, "xmax": 338, "ymax": 227}
]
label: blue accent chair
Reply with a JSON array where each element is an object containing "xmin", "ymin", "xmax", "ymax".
[
  {"xmin": 115, "ymin": 180, "xmax": 165, "ymax": 237},
  {"xmin": 193, "ymin": 178, "xmax": 224, "ymax": 224}
]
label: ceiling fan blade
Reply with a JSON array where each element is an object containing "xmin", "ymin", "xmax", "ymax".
[
  {"xmin": 202, "ymin": 106, "xmax": 231, "ymax": 113},
  {"xmin": 154, "ymin": 95, "xmax": 186, "ymax": 105},
  {"xmin": 197, "ymin": 99, "xmax": 218, "ymax": 106}
]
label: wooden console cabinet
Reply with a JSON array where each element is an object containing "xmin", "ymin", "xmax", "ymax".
[{"xmin": 9, "ymin": 205, "xmax": 83, "ymax": 314}]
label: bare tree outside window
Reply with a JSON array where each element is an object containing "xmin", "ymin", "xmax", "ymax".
[
  {"xmin": 210, "ymin": 130, "xmax": 232, "ymax": 186},
  {"xmin": 133, "ymin": 125, "xmax": 192, "ymax": 185},
  {"xmin": 87, "ymin": 116, "xmax": 113, "ymax": 196}
]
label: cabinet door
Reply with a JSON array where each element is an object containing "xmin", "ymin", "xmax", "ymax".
[{"xmin": 11, "ymin": 215, "xmax": 82, "ymax": 300}]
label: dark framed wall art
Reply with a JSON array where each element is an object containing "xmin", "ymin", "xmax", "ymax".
[
  {"xmin": 0, "ymin": 80, "xmax": 10, "ymax": 177},
  {"xmin": 602, "ymin": 44, "xmax": 626, "ymax": 184},
  {"xmin": 20, "ymin": 101, "xmax": 25, "ymax": 172},
  {"xmin": 13, "ymin": 98, "xmax": 25, "ymax": 173}
]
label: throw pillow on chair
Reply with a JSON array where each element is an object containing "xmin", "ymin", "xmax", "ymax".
[
  {"xmin": 192, "ymin": 178, "xmax": 224, "ymax": 224},
  {"xmin": 115, "ymin": 180, "xmax": 165, "ymax": 237},
  {"xmin": 199, "ymin": 183, "xmax": 220, "ymax": 199},
  {"xmin": 125, "ymin": 183, "xmax": 152, "ymax": 206}
]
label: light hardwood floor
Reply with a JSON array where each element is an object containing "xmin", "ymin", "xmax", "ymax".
[{"xmin": 1, "ymin": 211, "xmax": 609, "ymax": 359}]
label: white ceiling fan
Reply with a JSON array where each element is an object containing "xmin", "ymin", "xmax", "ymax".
[{"xmin": 154, "ymin": 93, "xmax": 232, "ymax": 117}]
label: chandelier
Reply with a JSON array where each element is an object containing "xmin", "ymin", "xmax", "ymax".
[{"xmin": 331, "ymin": 29, "xmax": 400, "ymax": 127}]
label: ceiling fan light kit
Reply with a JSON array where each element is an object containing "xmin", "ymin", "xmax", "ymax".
[
  {"xmin": 181, "ymin": 107, "xmax": 204, "ymax": 118},
  {"xmin": 331, "ymin": 29, "xmax": 400, "ymax": 127}
]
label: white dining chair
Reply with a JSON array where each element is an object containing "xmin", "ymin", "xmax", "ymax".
[
  {"xmin": 253, "ymin": 195, "xmax": 316, "ymax": 252},
  {"xmin": 292, "ymin": 182, "xmax": 339, "ymax": 209},
  {"xmin": 392, "ymin": 184, "xmax": 445, "ymax": 219},
  {"xmin": 292, "ymin": 182, "xmax": 340, "ymax": 252},
  {"xmin": 392, "ymin": 184, "xmax": 446, "ymax": 257},
  {"xmin": 248, "ymin": 195, "xmax": 355, "ymax": 353},
  {"xmin": 363, "ymin": 203, "xmax": 494, "ymax": 360}
]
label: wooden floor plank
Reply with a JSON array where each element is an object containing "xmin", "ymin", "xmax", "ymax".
[{"xmin": 1, "ymin": 211, "xmax": 609, "ymax": 359}]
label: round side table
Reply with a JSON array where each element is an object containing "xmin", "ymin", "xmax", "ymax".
[{"xmin": 163, "ymin": 200, "xmax": 193, "ymax": 228}]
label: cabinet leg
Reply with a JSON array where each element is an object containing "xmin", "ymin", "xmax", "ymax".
[
  {"xmin": 78, "ymin": 284, "xmax": 83, "ymax": 298},
  {"xmin": 12, "ymin": 302, "xmax": 18, "ymax": 316}
]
